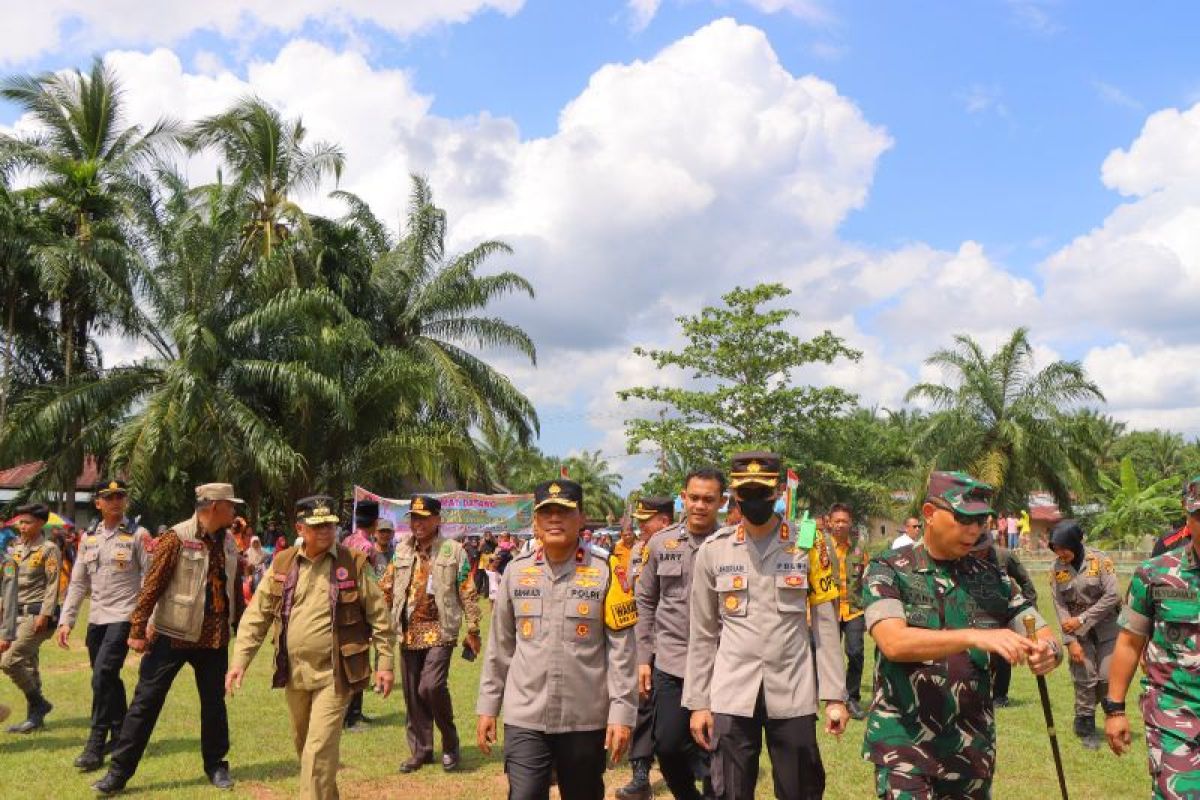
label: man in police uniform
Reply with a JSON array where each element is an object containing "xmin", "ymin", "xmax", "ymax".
[
  {"xmin": 477, "ymin": 479, "xmax": 638, "ymax": 800},
  {"xmin": 384, "ymin": 495, "xmax": 481, "ymax": 773},
  {"xmin": 93, "ymin": 483, "xmax": 244, "ymax": 795},
  {"xmin": 685, "ymin": 453, "xmax": 848, "ymax": 800},
  {"xmin": 617, "ymin": 494, "xmax": 679, "ymax": 800},
  {"xmin": 1048, "ymin": 519, "xmax": 1120, "ymax": 749},
  {"xmin": 341, "ymin": 499, "xmax": 378, "ymax": 731},
  {"xmin": 227, "ymin": 496, "xmax": 395, "ymax": 800},
  {"xmin": 1105, "ymin": 507, "xmax": 1200, "ymax": 797},
  {"xmin": 826, "ymin": 502, "xmax": 869, "ymax": 720},
  {"xmin": 862, "ymin": 471, "xmax": 1061, "ymax": 799},
  {"xmin": 632, "ymin": 480, "xmax": 724, "ymax": 800},
  {"xmin": 0, "ymin": 503, "xmax": 61, "ymax": 733},
  {"xmin": 57, "ymin": 480, "xmax": 152, "ymax": 769}
]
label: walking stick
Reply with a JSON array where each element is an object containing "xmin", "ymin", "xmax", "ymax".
[{"xmin": 1023, "ymin": 614, "xmax": 1069, "ymax": 800}]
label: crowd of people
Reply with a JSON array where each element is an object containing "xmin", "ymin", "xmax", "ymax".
[{"xmin": 0, "ymin": 459, "xmax": 1197, "ymax": 799}]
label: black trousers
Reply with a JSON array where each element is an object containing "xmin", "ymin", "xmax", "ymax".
[
  {"xmin": 990, "ymin": 652, "xmax": 1012, "ymax": 700},
  {"xmin": 85, "ymin": 621, "xmax": 131, "ymax": 733},
  {"xmin": 503, "ymin": 725, "xmax": 606, "ymax": 800},
  {"xmin": 654, "ymin": 668, "xmax": 709, "ymax": 799},
  {"xmin": 401, "ymin": 645, "xmax": 458, "ymax": 758},
  {"xmin": 345, "ymin": 689, "xmax": 365, "ymax": 722},
  {"xmin": 629, "ymin": 678, "xmax": 656, "ymax": 763},
  {"xmin": 840, "ymin": 616, "xmax": 866, "ymax": 703},
  {"xmin": 712, "ymin": 691, "xmax": 824, "ymax": 800},
  {"xmin": 108, "ymin": 637, "xmax": 229, "ymax": 779}
]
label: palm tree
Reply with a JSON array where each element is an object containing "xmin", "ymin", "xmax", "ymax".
[
  {"xmin": 561, "ymin": 450, "xmax": 624, "ymax": 521},
  {"xmin": 186, "ymin": 97, "xmax": 344, "ymax": 267},
  {"xmin": 906, "ymin": 328, "xmax": 1104, "ymax": 512},
  {"xmin": 1091, "ymin": 457, "xmax": 1180, "ymax": 549},
  {"xmin": 0, "ymin": 57, "xmax": 176, "ymax": 516},
  {"xmin": 368, "ymin": 176, "xmax": 538, "ymax": 444}
]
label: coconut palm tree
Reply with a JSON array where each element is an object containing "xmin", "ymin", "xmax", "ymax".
[{"xmin": 906, "ymin": 327, "xmax": 1104, "ymax": 513}]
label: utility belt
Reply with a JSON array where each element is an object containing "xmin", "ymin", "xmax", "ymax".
[{"xmin": 17, "ymin": 603, "xmax": 58, "ymax": 618}]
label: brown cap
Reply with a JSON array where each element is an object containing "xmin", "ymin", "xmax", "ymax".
[
  {"xmin": 409, "ymin": 495, "xmax": 442, "ymax": 517},
  {"xmin": 729, "ymin": 451, "xmax": 781, "ymax": 489},
  {"xmin": 195, "ymin": 483, "xmax": 244, "ymax": 504}
]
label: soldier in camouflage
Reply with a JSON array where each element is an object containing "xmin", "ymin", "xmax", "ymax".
[
  {"xmin": 862, "ymin": 471, "xmax": 1062, "ymax": 800},
  {"xmin": 1104, "ymin": 489, "xmax": 1200, "ymax": 799},
  {"xmin": 1048, "ymin": 519, "xmax": 1120, "ymax": 750},
  {"xmin": 968, "ymin": 528, "xmax": 1037, "ymax": 708}
]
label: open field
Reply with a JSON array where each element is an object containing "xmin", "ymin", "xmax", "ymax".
[{"xmin": 0, "ymin": 571, "xmax": 1151, "ymax": 798}]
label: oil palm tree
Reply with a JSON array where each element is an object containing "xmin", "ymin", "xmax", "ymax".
[
  {"xmin": 906, "ymin": 327, "xmax": 1104, "ymax": 512},
  {"xmin": 0, "ymin": 57, "xmax": 176, "ymax": 515}
]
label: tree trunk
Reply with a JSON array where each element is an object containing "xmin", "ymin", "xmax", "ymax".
[{"xmin": 0, "ymin": 281, "xmax": 15, "ymax": 428}]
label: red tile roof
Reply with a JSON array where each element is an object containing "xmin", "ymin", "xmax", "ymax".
[{"xmin": 0, "ymin": 458, "xmax": 102, "ymax": 490}]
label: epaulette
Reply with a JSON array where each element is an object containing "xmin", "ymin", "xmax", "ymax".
[{"xmin": 704, "ymin": 524, "xmax": 738, "ymax": 545}]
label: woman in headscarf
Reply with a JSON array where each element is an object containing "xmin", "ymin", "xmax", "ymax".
[
  {"xmin": 1049, "ymin": 519, "xmax": 1121, "ymax": 750},
  {"xmin": 245, "ymin": 535, "xmax": 268, "ymax": 594}
]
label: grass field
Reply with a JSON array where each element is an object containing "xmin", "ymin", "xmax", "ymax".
[{"xmin": 0, "ymin": 571, "xmax": 1153, "ymax": 799}]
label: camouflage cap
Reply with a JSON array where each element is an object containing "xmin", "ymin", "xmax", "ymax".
[
  {"xmin": 729, "ymin": 451, "xmax": 782, "ymax": 489},
  {"xmin": 633, "ymin": 495, "xmax": 675, "ymax": 521},
  {"xmin": 926, "ymin": 471, "xmax": 994, "ymax": 517},
  {"xmin": 1184, "ymin": 476, "xmax": 1200, "ymax": 513}
]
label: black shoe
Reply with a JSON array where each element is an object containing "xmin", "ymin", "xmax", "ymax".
[
  {"xmin": 993, "ymin": 696, "xmax": 1010, "ymax": 708},
  {"xmin": 399, "ymin": 755, "xmax": 434, "ymax": 773},
  {"xmin": 846, "ymin": 699, "xmax": 867, "ymax": 720},
  {"xmin": 92, "ymin": 772, "xmax": 127, "ymax": 796},
  {"xmin": 207, "ymin": 764, "xmax": 234, "ymax": 790},
  {"xmin": 8, "ymin": 692, "xmax": 51, "ymax": 733},
  {"xmin": 442, "ymin": 751, "xmax": 461, "ymax": 772},
  {"xmin": 615, "ymin": 758, "xmax": 652, "ymax": 800},
  {"xmin": 344, "ymin": 717, "xmax": 369, "ymax": 734},
  {"xmin": 75, "ymin": 749, "xmax": 105, "ymax": 772}
]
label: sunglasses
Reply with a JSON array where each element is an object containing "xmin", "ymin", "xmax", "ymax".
[
  {"xmin": 930, "ymin": 501, "xmax": 984, "ymax": 527},
  {"xmin": 100, "ymin": 493, "xmax": 128, "ymax": 500}
]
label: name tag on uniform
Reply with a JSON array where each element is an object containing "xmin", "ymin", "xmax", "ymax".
[
  {"xmin": 338, "ymin": 579, "xmax": 356, "ymax": 590},
  {"xmin": 1153, "ymin": 587, "xmax": 1198, "ymax": 601},
  {"xmin": 182, "ymin": 540, "xmax": 204, "ymax": 551}
]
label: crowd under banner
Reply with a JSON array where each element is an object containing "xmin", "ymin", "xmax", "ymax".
[{"xmin": 352, "ymin": 486, "xmax": 534, "ymax": 539}]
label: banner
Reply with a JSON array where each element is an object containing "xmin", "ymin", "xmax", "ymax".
[{"xmin": 353, "ymin": 486, "xmax": 534, "ymax": 539}]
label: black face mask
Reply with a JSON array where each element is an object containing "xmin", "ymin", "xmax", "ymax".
[{"xmin": 737, "ymin": 494, "xmax": 775, "ymax": 525}]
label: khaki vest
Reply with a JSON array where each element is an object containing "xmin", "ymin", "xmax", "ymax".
[
  {"xmin": 267, "ymin": 546, "xmax": 373, "ymax": 692},
  {"xmin": 389, "ymin": 536, "xmax": 467, "ymax": 640},
  {"xmin": 152, "ymin": 516, "xmax": 239, "ymax": 643}
]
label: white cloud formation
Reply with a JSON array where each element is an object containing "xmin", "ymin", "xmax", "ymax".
[
  {"xmin": 628, "ymin": 0, "xmax": 831, "ymax": 31},
  {"xmin": 0, "ymin": 0, "xmax": 524, "ymax": 65}
]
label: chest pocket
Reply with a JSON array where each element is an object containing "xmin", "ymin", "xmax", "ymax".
[
  {"xmin": 775, "ymin": 573, "xmax": 808, "ymax": 612},
  {"xmin": 111, "ymin": 543, "xmax": 134, "ymax": 568},
  {"xmin": 566, "ymin": 598, "xmax": 603, "ymax": 646},
  {"xmin": 658, "ymin": 555, "xmax": 685, "ymax": 596},
  {"xmin": 514, "ymin": 594, "xmax": 542, "ymax": 641},
  {"xmin": 83, "ymin": 547, "xmax": 100, "ymax": 573},
  {"xmin": 1156, "ymin": 599, "xmax": 1200, "ymax": 653},
  {"xmin": 336, "ymin": 590, "xmax": 363, "ymax": 626},
  {"xmin": 716, "ymin": 573, "xmax": 748, "ymax": 618},
  {"xmin": 435, "ymin": 555, "xmax": 459, "ymax": 588},
  {"xmin": 176, "ymin": 547, "xmax": 208, "ymax": 600}
]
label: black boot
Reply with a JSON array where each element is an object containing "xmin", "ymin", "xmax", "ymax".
[
  {"xmin": 7, "ymin": 691, "xmax": 51, "ymax": 734},
  {"xmin": 615, "ymin": 758, "xmax": 652, "ymax": 800},
  {"xmin": 1074, "ymin": 714, "xmax": 1100, "ymax": 750},
  {"xmin": 74, "ymin": 726, "xmax": 108, "ymax": 771}
]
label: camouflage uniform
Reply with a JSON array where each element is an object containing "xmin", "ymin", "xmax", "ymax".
[
  {"xmin": 861, "ymin": 542, "xmax": 1045, "ymax": 799},
  {"xmin": 1050, "ymin": 545, "xmax": 1120, "ymax": 720},
  {"xmin": 1118, "ymin": 545, "xmax": 1200, "ymax": 799}
]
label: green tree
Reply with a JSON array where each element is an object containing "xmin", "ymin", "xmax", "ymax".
[
  {"xmin": 1112, "ymin": 429, "xmax": 1186, "ymax": 485},
  {"xmin": 559, "ymin": 450, "xmax": 624, "ymax": 522},
  {"xmin": 906, "ymin": 328, "xmax": 1104, "ymax": 513},
  {"xmin": 0, "ymin": 58, "xmax": 176, "ymax": 516},
  {"xmin": 1090, "ymin": 457, "xmax": 1181, "ymax": 549},
  {"xmin": 619, "ymin": 283, "xmax": 861, "ymax": 505}
]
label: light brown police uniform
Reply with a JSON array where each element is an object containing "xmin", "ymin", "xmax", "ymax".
[
  {"xmin": 0, "ymin": 534, "xmax": 61, "ymax": 694},
  {"xmin": 1051, "ymin": 546, "xmax": 1121, "ymax": 718},
  {"xmin": 233, "ymin": 544, "xmax": 394, "ymax": 800}
]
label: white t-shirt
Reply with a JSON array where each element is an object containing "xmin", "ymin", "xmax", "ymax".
[{"xmin": 891, "ymin": 533, "xmax": 915, "ymax": 550}]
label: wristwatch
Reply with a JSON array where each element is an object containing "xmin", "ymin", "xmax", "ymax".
[{"xmin": 1100, "ymin": 697, "xmax": 1126, "ymax": 717}]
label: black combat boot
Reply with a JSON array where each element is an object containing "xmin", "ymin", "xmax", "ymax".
[
  {"xmin": 615, "ymin": 758, "xmax": 652, "ymax": 800},
  {"xmin": 7, "ymin": 691, "xmax": 51, "ymax": 733},
  {"xmin": 74, "ymin": 726, "xmax": 108, "ymax": 771},
  {"xmin": 1074, "ymin": 714, "xmax": 1100, "ymax": 750}
]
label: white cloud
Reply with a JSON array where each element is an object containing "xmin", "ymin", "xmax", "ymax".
[
  {"xmin": 628, "ymin": 0, "xmax": 832, "ymax": 31},
  {"xmin": 961, "ymin": 84, "xmax": 1008, "ymax": 117},
  {"xmin": 1093, "ymin": 80, "xmax": 1141, "ymax": 111},
  {"xmin": 0, "ymin": 0, "xmax": 525, "ymax": 65}
]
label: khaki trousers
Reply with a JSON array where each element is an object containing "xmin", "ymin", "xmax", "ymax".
[
  {"xmin": 1, "ymin": 615, "xmax": 53, "ymax": 694},
  {"xmin": 286, "ymin": 683, "xmax": 352, "ymax": 800}
]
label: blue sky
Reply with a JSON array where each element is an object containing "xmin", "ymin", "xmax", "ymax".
[{"xmin": 4, "ymin": 1, "xmax": 1200, "ymax": 487}]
